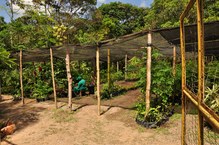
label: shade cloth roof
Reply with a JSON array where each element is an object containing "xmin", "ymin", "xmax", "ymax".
[
  {"xmin": 12, "ymin": 21, "xmax": 219, "ymax": 62},
  {"xmin": 158, "ymin": 21, "xmax": 219, "ymax": 56}
]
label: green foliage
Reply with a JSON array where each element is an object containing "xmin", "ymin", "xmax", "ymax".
[
  {"xmin": 32, "ymin": 80, "xmax": 53, "ymax": 100},
  {"xmin": 111, "ymin": 71, "xmax": 124, "ymax": 81},
  {"xmin": 145, "ymin": 106, "xmax": 163, "ymax": 122},
  {"xmin": 144, "ymin": 0, "xmax": 190, "ymax": 29},
  {"xmin": 136, "ymin": 101, "xmax": 146, "ymax": 118},
  {"xmin": 98, "ymin": 2, "xmax": 148, "ymax": 38},
  {"xmin": 52, "ymin": 24, "xmax": 67, "ymax": 46},
  {"xmin": 0, "ymin": 46, "xmax": 16, "ymax": 68},
  {"xmin": 126, "ymin": 57, "xmax": 142, "ymax": 80},
  {"xmin": 204, "ymin": 1, "xmax": 219, "ymax": 22},
  {"xmin": 205, "ymin": 60, "xmax": 219, "ymax": 87},
  {"xmin": 1, "ymin": 69, "xmax": 19, "ymax": 95},
  {"xmin": 136, "ymin": 50, "xmax": 176, "ymax": 122},
  {"xmin": 204, "ymin": 84, "xmax": 219, "ymax": 114},
  {"xmin": 101, "ymin": 82, "xmax": 121, "ymax": 99}
]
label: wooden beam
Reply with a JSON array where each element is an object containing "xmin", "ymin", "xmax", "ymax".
[
  {"xmin": 66, "ymin": 47, "xmax": 72, "ymax": 110},
  {"xmin": 20, "ymin": 49, "xmax": 24, "ymax": 105},
  {"xmin": 50, "ymin": 48, "xmax": 57, "ymax": 109},
  {"xmin": 96, "ymin": 46, "xmax": 101, "ymax": 115},
  {"xmin": 180, "ymin": 0, "xmax": 196, "ymax": 21},
  {"xmin": 145, "ymin": 32, "xmax": 152, "ymax": 117}
]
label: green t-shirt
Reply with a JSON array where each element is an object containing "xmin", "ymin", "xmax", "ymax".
[{"xmin": 77, "ymin": 79, "xmax": 86, "ymax": 91}]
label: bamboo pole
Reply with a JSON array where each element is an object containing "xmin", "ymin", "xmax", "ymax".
[
  {"xmin": 20, "ymin": 49, "xmax": 24, "ymax": 105},
  {"xmin": 145, "ymin": 32, "xmax": 152, "ymax": 117},
  {"xmin": 183, "ymin": 88, "xmax": 219, "ymax": 131},
  {"xmin": 96, "ymin": 46, "xmax": 101, "ymax": 115},
  {"xmin": 107, "ymin": 48, "xmax": 111, "ymax": 91},
  {"xmin": 173, "ymin": 46, "xmax": 176, "ymax": 77},
  {"xmin": 66, "ymin": 47, "xmax": 72, "ymax": 110},
  {"xmin": 50, "ymin": 48, "xmax": 57, "ymax": 109},
  {"xmin": 117, "ymin": 61, "xmax": 119, "ymax": 72},
  {"xmin": 197, "ymin": 0, "xmax": 204, "ymax": 144},
  {"xmin": 180, "ymin": 15, "xmax": 186, "ymax": 145},
  {"xmin": 0, "ymin": 77, "xmax": 2, "ymax": 101},
  {"xmin": 125, "ymin": 54, "xmax": 128, "ymax": 80}
]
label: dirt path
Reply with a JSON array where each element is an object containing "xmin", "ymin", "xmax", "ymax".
[{"xmin": 0, "ymin": 89, "xmax": 181, "ymax": 145}]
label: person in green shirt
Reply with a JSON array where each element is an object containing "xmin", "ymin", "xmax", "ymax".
[{"xmin": 73, "ymin": 76, "xmax": 87, "ymax": 96}]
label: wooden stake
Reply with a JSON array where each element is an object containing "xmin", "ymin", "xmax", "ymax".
[
  {"xmin": 20, "ymin": 49, "xmax": 24, "ymax": 105},
  {"xmin": 173, "ymin": 46, "xmax": 176, "ymax": 77},
  {"xmin": 66, "ymin": 47, "xmax": 72, "ymax": 110},
  {"xmin": 125, "ymin": 54, "xmax": 128, "ymax": 80},
  {"xmin": 117, "ymin": 61, "xmax": 119, "ymax": 72},
  {"xmin": 145, "ymin": 32, "xmax": 152, "ymax": 117},
  {"xmin": 50, "ymin": 48, "xmax": 57, "ymax": 109},
  {"xmin": 107, "ymin": 48, "xmax": 111, "ymax": 91},
  {"xmin": 96, "ymin": 46, "xmax": 101, "ymax": 115}
]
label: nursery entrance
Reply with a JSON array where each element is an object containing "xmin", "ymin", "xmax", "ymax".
[{"xmin": 180, "ymin": 0, "xmax": 219, "ymax": 145}]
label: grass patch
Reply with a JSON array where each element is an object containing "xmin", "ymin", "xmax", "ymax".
[
  {"xmin": 52, "ymin": 109, "xmax": 77, "ymax": 123},
  {"xmin": 204, "ymin": 128, "xmax": 219, "ymax": 144},
  {"xmin": 137, "ymin": 125, "xmax": 146, "ymax": 133},
  {"xmin": 170, "ymin": 113, "xmax": 181, "ymax": 121},
  {"xmin": 155, "ymin": 127, "xmax": 170, "ymax": 135}
]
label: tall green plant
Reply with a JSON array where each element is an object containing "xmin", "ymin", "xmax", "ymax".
[{"xmin": 136, "ymin": 50, "xmax": 176, "ymax": 122}]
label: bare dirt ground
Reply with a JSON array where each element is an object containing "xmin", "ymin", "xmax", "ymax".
[{"xmin": 0, "ymin": 81, "xmax": 182, "ymax": 145}]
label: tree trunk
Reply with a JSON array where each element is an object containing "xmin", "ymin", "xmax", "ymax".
[
  {"xmin": 50, "ymin": 48, "xmax": 57, "ymax": 109},
  {"xmin": 66, "ymin": 47, "xmax": 72, "ymax": 110}
]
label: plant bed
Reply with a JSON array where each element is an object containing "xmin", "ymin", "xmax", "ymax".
[{"xmin": 135, "ymin": 109, "xmax": 174, "ymax": 128}]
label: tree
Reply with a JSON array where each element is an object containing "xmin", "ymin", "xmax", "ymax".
[
  {"xmin": 98, "ymin": 2, "xmax": 148, "ymax": 38},
  {"xmin": 144, "ymin": 0, "xmax": 219, "ymax": 29},
  {"xmin": 204, "ymin": 0, "xmax": 219, "ymax": 22}
]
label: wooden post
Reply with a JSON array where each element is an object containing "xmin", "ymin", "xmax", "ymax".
[
  {"xmin": 20, "ymin": 49, "xmax": 24, "ymax": 105},
  {"xmin": 173, "ymin": 46, "xmax": 176, "ymax": 77},
  {"xmin": 66, "ymin": 47, "xmax": 72, "ymax": 110},
  {"xmin": 125, "ymin": 54, "xmax": 128, "ymax": 80},
  {"xmin": 0, "ymin": 77, "xmax": 2, "ymax": 101},
  {"xmin": 145, "ymin": 32, "xmax": 152, "ymax": 117},
  {"xmin": 197, "ymin": 0, "xmax": 204, "ymax": 144},
  {"xmin": 96, "ymin": 46, "xmax": 101, "ymax": 115},
  {"xmin": 117, "ymin": 61, "xmax": 119, "ymax": 72},
  {"xmin": 50, "ymin": 48, "xmax": 57, "ymax": 109},
  {"xmin": 107, "ymin": 48, "xmax": 111, "ymax": 91},
  {"xmin": 180, "ymin": 14, "xmax": 186, "ymax": 145}
]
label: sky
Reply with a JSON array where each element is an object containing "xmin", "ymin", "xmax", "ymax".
[{"xmin": 0, "ymin": 0, "xmax": 153, "ymax": 23}]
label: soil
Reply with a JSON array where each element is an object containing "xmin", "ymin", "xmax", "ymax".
[{"xmin": 0, "ymin": 81, "xmax": 182, "ymax": 145}]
